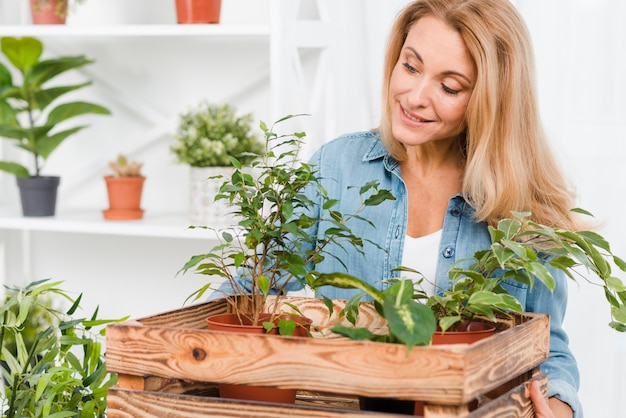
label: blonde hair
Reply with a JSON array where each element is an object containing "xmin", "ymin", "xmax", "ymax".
[{"xmin": 379, "ymin": 0, "xmax": 579, "ymax": 229}]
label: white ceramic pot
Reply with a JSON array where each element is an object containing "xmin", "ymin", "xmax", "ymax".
[{"xmin": 188, "ymin": 166, "xmax": 236, "ymax": 227}]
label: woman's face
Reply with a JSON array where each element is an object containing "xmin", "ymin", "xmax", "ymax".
[{"xmin": 389, "ymin": 15, "xmax": 474, "ymax": 148}]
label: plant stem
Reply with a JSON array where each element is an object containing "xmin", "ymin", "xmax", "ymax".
[{"xmin": 7, "ymin": 372, "xmax": 20, "ymax": 418}]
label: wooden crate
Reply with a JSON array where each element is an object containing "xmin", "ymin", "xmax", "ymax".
[{"xmin": 106, "ymin": 296, "xmax": 549, "ymax": 417}]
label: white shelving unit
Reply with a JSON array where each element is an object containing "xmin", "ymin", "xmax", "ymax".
[
  {"xmin": 0, "ymin": 206, "xmax": 215, "ymax": 240},
  {"xmin": 0, "ymin": 0, "xmax": 376, "ymax": 321},
  {"xmin": 0, "ymin": 24, "xmax": 270, "ymax": 38}
]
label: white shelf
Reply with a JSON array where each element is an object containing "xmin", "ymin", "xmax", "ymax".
[
  {"xmin": 0, "ymin": 207, "xmax": 222, "ymax": 240},
  {"xmin": 0, "ymin": 24, "xmax": 270, "ymax": 38}
]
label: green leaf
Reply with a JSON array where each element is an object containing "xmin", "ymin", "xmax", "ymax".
[
  {"xmin": 0, "ymin": 161, "xmax": 29, "ymax": 177},
  {"xmin": 278, "ymin": 319, "xmax": 296, "ymax": 336},
  {"xmin": 1, "ymin": 37, "xmax": 42, "ymax": 72},
  {"xmin": 312, "ymin": 273, "xmax": 384, "ymax": 304},
  {"xmin": 329, "ymin": 324, "xmax": 379, "ymax": 341},
  {"xmin": 382, "ymin": 296, "xmax": 436, "ymax": 351},
  {"xmin": 363, "ymin": 189, "xmax": 396, "ymax": 206},
  {"xmin": 321, "ymin": 296, "xmax": 334, "ymax": 317},
  {"xmin": 258, "ymin": 275, "xmax": 270, "ymax": 295}
]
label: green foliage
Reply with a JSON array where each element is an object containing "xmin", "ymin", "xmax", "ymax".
[
  {"xmin": 0, "ymin": 36, "xmax": 111, "ymax": 177},
  {"xmin": 311, "ymin": 275, "xmax": 437, "ymax": 353},
  {"xmin": 170, "ymin": 101, "xmax": 264, "ymax": 168},
  {"xmin": 0, "ymin": 279, "xmax": 127, "ymax": 417},
  {"xmin": 311, "ymin": 211, "xmax": 626, "ymax": 349},
  {"xmin": 179, "ymin": 115, "xmax": 395, "ymax": 328}
]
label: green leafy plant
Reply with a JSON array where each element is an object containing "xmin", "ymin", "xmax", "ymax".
[
  {"xmin": 0, "ymin": 279, "xmax": 127, "ymax": 417},
  {"xmin": 108, "ymin": 154, "xmax": 143, "ymax": 177},
  {"xmin": 179, "ymin": 115, "xmax": 395, "ymax": 331},
  {"xmin": 170, "ymin": 101, "xmax": 264, "ymax": 168},
  {"xmin": 0, "ymin": 36, "xmax": 111, "ymax": 178},
  {"xmin": 310, "ymin": 210, "xmax": 626, "ymax": 350}
]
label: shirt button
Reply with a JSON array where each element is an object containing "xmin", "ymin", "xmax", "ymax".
[
  {"xmin": 443, "ymin": 247, "xmax": 455, "ymax": 258},
  {"xmin": 395, "ymin": 226, "xmax": 401, "ymax": 238},
  {"xmin": 451, "ymin": 207, "xmax": 462, "ymax": 217}
]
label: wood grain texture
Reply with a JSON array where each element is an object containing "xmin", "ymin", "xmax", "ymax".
[
  {"xmin": 106, "ymin": 297, "xmax": 549, "ymax": 404},
  {"xmin": 107, "ymin": 375, "xmax": 548, "ymax": 418},
  {"xmin": 108, "ymin": 387, "xmax": 381, "ymax": 418}
]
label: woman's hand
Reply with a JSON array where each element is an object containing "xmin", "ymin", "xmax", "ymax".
[{"xmin": 530, "ymin": 380, "xmax": 573, "ymax": 418}]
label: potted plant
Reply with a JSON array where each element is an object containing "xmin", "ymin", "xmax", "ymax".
[
  {"xmin": 103, "ymin": 154, "xmax": 145, "ymax": 220},
  {"xmin": 0, "ymin": 36, "xmax": 111, "ymax": 217},
  {"xmin": 170, "ymin": 100, "xmax": 264, "ymax": 226},
  {"xmin": 311, "ymin": 211, "xmax": 626, "ymax": 415},
  {"xmin": 29, "ymin": 0, "xmax": 87, "ymax": 24},
  {"xmin": 311, "ymin": 210, "xmax": 626, "ymax": 345},
  {"xmin": 179, "ymin": 115, "xmax": 395, "ymax": 402},
  {"xmin": 0, "ymin": 279, "xmax": 126, "ymax": 417}
]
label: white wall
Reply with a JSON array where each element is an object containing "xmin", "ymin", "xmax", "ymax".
[
  {"xmin": 514, "ymin": 1, "xmax": 626, "ymax": 416},
  {"xmin": 1, "ymin": 1, "xmax": 624, "ymax": 416}
]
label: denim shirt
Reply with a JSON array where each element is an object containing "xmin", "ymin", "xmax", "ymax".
[{"xmin": 221, "ymin": 130, "xmax": 582, "ymax": 416}]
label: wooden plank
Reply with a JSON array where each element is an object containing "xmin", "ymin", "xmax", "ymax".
[
  {"xmin": 460, "ymin": 315, "xmax": 549, "ymax": 400},
  {"xmin": 107, "ymin": 376, "xmax": 546, "ymax": 418},
  {"xmin": 107, "ymin": 387, "xmax": 392, "ymax": 418},
  {"xmin": 106, "ymin": 297, "xmax": 548, "ymax": 404}
]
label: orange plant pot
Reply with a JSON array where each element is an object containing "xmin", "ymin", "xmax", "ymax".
[
  {"xmin": 30, "ymin": 0, "xmax": 67, "ymax": 24},
  {"xmin": 206, "ymin": 312, "xmax": 312, "ymax": 404},
  {"xmin": 103, "ymin": 176, "xmax": 145, "ymax": 220},
  {"xmin": 175, "ymin": 0, "xmax": 221, "ymax": 24}
]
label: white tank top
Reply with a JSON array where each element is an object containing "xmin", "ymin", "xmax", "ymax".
[{"xmin": 401, "ymin": 229, "xmax": 442, "ymax": 296}]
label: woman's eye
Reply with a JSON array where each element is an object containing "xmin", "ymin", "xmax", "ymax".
[
  {"xmin": 402, "ymin": 62, "xmax": 417, "ymax": 73},
  {"xmin": 441, "ymin": 84, "xmax": 460, "ymax": 95}
]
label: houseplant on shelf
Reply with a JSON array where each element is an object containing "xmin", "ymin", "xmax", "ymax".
[
  {"xmin": 103, "ymin": 153, "xmax": 145, "ymax": 220},
  {"xmin": 179, "ymin": 114, "xmax": 395, "ymax": 403},
  {"xmin": 0, "ymin": 279, "xmax": 126, "ymax": 417},
  {"xmin": 0, "ymin": 36, "xmax": 111, "ymax": 217},
  {"xmin": 170, "ymin": 100, "xmax": 264, "ymax": 226},
  {"xmin": 29, "ymin": 0, "xmax": 87, "ymax": 25}
]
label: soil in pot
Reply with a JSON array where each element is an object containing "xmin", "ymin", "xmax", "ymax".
[
  {"xmin": 206, "ymin": 312, "xmax": 312, "ymax": 404},
  {"xmin": 360, "ymin": 321, "xmax": 496, "ymax": 416}
]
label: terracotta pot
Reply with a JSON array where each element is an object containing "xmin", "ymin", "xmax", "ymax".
[
  {"xmin": 360, "ymin": 321, "xmax": 496, "ymax": 416},
  {"xmin": 30, "ymin": 0, "xmax": 67, "ymax": 24},
  {"xmin": 175, "ymin": 0, "xmax": 221, "ymax": 24},
  {"xmin": 103, "ymin": 176, "xmax": 145, "ymax": 220},
  {"xmin": 206, "ymin": 312, "xmax": 312, "ymax": 403},
  {"xmin": 431, "ymin": 320, "xmax": 496, "ymax": 345}
]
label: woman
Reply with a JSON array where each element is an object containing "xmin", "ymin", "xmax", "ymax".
[
  {"xmin": 307, "ymin": 0, "xmax": 579, "ymax": 416},
  {"xmin": 228, "ymin": 0, "xmax": 581, "ymax": 415}
]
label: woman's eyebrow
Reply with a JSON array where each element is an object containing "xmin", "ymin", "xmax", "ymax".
[{"xmin": 405, "ymin": 46, "xmax": 472, "ymax": 84}]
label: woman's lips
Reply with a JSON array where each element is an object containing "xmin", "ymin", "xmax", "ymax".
[{"xmin": 401, "ymin": 106, "xmax": 431, "ymax": 124}]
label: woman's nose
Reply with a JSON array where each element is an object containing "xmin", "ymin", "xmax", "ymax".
[{"xmin": 406, "ymin": 78, "xmax": 431, "ymax": 108}]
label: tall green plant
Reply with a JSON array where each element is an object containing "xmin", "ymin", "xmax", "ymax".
[
  {"xmin": 180, "ymin": 115, "xmax": 395, "ymax": 329},
  {"xmin": 0, "ymin": 36, "xmax": 111, "ymax": 178},
  {"xmin": 0, "ymin": 279, "xmax": 126, "ymax": 417}
]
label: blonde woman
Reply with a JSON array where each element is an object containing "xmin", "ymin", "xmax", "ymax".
[{"xmin": 228, "ymin": 1, "xmax": 581, "ymax": 415}]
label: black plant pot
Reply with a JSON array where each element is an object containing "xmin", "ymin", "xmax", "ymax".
[{"xmin": 16, "ymin": 176, "xmax": 60, "ymax": 217}]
